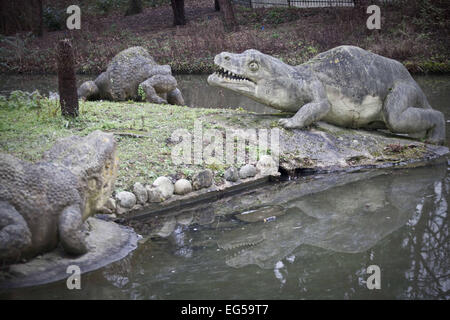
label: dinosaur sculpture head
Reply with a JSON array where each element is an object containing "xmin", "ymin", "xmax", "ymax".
[{"xmin": 207, "ymin": 49, "xmax": 302, "ymax": 110}]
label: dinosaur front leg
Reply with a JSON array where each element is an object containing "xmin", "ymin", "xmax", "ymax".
[
  {"xmin": 278, "ymin": 80, "xmax": 330, "ymax": 129},
  {"xmin": 0, "ymin": 201, "xmax": 32, "ymax": 264},
  {"xmin": 167, "ymin": 88, "xmax": 185, "ymax": 106},
  {"xmin": 140, "ymin": 74, "xmax": 178, "ymax": 104},
  {"xmin": 279, "ymin": 100, "xmax": 331, "ymax": 129},
  {"xmin": 58, "ymin": 204, "xmax": 88, "ymax": 256}
]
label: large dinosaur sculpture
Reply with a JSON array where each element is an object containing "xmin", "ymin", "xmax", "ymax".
[{"xmin": 208, "ymin": 46, "xmax": 446, "ymax": 144}]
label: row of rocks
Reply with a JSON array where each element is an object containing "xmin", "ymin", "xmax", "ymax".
[
  {"xmin": 107, "ymin": 169, "xmax": 215, "ymax": 214},
  {"xmin": 225, "ymin": 155, "xmax": 279, "ymax": 182},
  {"xmin": 104, "ymin": 155, "xmax": 279, "ymax": 215}
]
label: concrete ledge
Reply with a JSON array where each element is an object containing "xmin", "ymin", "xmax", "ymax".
[{"xmin": 0, "ymin": 218, "xmax": 139, "ymax": 290}]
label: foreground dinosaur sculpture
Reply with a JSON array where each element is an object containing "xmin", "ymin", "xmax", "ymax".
[
  {"xmin": 78, "ymin": 46, "xmax": 184, "ymax": 105},
  {"xmin": 208, "ymin": 46, "xmax": 445, "ymax": 144},
  {"xmin": 0, "ymin": 131, "xmax": 118, "ymax": 264}
]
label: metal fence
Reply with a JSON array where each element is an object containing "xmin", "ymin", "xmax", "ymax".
[{"xmin": 233, "ymin": 0, "xmax": 395, "ymax": 8}]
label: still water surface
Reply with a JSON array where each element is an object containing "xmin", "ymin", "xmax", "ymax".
[{"xmin": 0, "ymin": 74, "xmax": 448, "ymax": 299}]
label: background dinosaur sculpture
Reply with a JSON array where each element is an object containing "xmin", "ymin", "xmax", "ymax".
[
  {"xmin": 78, "ymin": 46, "xmax": 185, "ymax": 105},
  {"xmin": 208, "ymin": 46, "xmax": 446, "ymax": 144}
]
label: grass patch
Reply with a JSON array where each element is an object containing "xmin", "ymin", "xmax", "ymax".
[{"xmin": 0, "ymin": 95, "xmax": 240, "ymax": 191}]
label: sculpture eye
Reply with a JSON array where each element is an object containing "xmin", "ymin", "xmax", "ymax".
[{"xmin": 248, "ymin": 61, "xmax": 259, "ymax": 71}]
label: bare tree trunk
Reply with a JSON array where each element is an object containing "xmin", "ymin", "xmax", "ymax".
[
  {"xmin": 217, "ymin": 0, "xmax": 238, "ymax": 32},
  {"xmin": 33, "ymin": 0, "xmax": 43, "ymax": 37},
  {"xmin": 354, "ymin": 0, "xmax": 370, "ymax": 8},
  {"xmin": 215, "ymin": 0, "xmax": 220, "ymax": 11},
  {"xmin": 171, "ymin": 0, "xmax": 186, "ymax": 26},
  {"xmin": 57, "ymin": 39, "xmax": 79, "ymax": 118},
  {"xmin": 0, "ymin": 0, "xmax": 7, "ymax": 34},
  {"xmin": 125, "ymin": 0, "xmax": 143, "ymax": 16}
]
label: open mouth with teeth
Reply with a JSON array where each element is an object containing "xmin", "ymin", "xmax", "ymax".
[
  {"xmin": 213, "ymin": 66, "xmax": 255, "ymax": 84},
  {"xmin": 217, "ymin": 231, "xmax": 265, "ymax": 267},
  {"xmin": 207, "ymin": 65, "xmax": 256, "ymax": 94}
]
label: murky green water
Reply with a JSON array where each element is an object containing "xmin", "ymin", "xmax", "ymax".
[
  {"xmin": 0, "ymin": 74, "xmax": 448, "ymax": 299},
  {"xmin": 1, "ymin": 164, "xmax": 448, "ymax": 299}
]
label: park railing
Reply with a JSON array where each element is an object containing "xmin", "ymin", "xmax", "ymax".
[{"xmin": 232, "ymin": 0, "xmax": 395, "ymax": 8}]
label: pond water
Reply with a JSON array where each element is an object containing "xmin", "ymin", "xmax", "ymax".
[
  {"xmin": 0, "ymin": 74, "xmax": 275, "ymax": 113},
  {"xmin": 1, "ymin": 164, "xmax": 448, "ymax": 299},
  {"xmin": 0, "ymin": 74, "xmax": 448, "ymax": 299}
]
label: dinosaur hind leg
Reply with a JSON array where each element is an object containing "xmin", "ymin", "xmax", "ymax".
[
  {"xmin": 0, "ymin": 201, "xmax": 32, "ymax": 264},
  {"xmin": 58, "ymin": 205, "xmax": 88, "ymax": 256},
  {"xmin": 383, "ymin": 83, "xmax": 445, "ymax": 145}
]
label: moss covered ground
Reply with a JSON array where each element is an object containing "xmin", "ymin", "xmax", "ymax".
[{"xmin": 0, "ymin": 95, "xmax": 245, "ymax": 191}]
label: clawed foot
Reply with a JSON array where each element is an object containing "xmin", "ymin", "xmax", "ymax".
[
  {"xmin": 147, "ymin": 96, "xmax": 168, "ymax": 105},
  {"xmin": 278, "ymin": 118, "xmax": 303, "ymax": 129}
]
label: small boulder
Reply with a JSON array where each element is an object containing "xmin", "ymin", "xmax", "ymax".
[
  {"xmin": 152, "ymin": 176, "xmax": 174, "ymax": 199},
  {"xmin": 174, "ymin": 179, "xmax": 192, "ymax": 195},
  {"xmin": 224, "ymin": 167, "xmax": 239, "ymax": 182},
  {"xmin": 256, "ymin": 155, "xmax": 279, "ymax": 176},
  {"xmin": 133, "ymin": 182, "xmax": 148, "ymax": 204},
  {"xmin": 116, "ymin": 191, "xmax": 136, "ymax": 208},
  {"xmin": 146, "ymin": 185, "xmax": 164, "ymax": 203},
  {"xmin": 239, "ymin": 164, "xmax": 257, "ymax": 179},
  {"xmin": 192, "ymin": 169, "xmax": 214, "ymax": 190},
  {"xmin": 176, "ymin": 213, "xmax": 194, "ymax": 225}
]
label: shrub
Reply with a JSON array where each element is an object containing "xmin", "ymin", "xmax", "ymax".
[
  {"xmin": 95, "ymin": 0, "xmax": 128, "ymax": 14},
  {"xmin": 43, "ymin": 6, "xmax": 65, "ymax": 31}
]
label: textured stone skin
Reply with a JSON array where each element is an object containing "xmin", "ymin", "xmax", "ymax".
[
  {"xmin": 0, "ymin": 131, "xmax": 118, "ymax": 264},
  {"xmin": 78, "ymin": 46, "xmax": 185, "ymax": 105},
  {"xmin": 208, "ymin": 46, "xmax": 445, "ymax": 144}
]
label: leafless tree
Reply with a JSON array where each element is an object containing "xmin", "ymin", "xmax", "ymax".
[{"xmin": 57, "ymin": 39, "xmax": 79, "ymax": 118}]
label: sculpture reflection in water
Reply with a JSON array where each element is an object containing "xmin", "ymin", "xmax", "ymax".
[{"xmin": 134, "ymin": 164, "xmax": 448, "ymax": 298}]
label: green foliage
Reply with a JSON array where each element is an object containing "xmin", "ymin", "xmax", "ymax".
[
  {"xmin": 267, "ymin": 9, "xmax": 283, "ymax": 24},
  {"xmin": 138, "ymin": 84, "xmax": 146, "ymax": 101},
  {"xmin": 306, "ymin": 45, "xmax": 318, "ymax": 55},
  {"xmin": 144, "ymin": 0, "xmax": 170, "ymax": 8},
  {"xmin": 2, "ymin": 90, "xmax": 43, "ymax": 109},
  {"xmin": 43, "ymin": 6, "xmax": 65, "ymax": 31},
  {"xmin": 95, "ymin": 0, "xmax": 128, "ymax": 14},
  {"xmin": 0, "ymin": 33, "xmax": 32, "ymax": 71},
  {"xmin": 411, "ymin": 0, "xmax": 448, "ymax": 31},
  {"xmin": 0, "ymin": 90, "xmax": 63, "ymax": 121}
]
